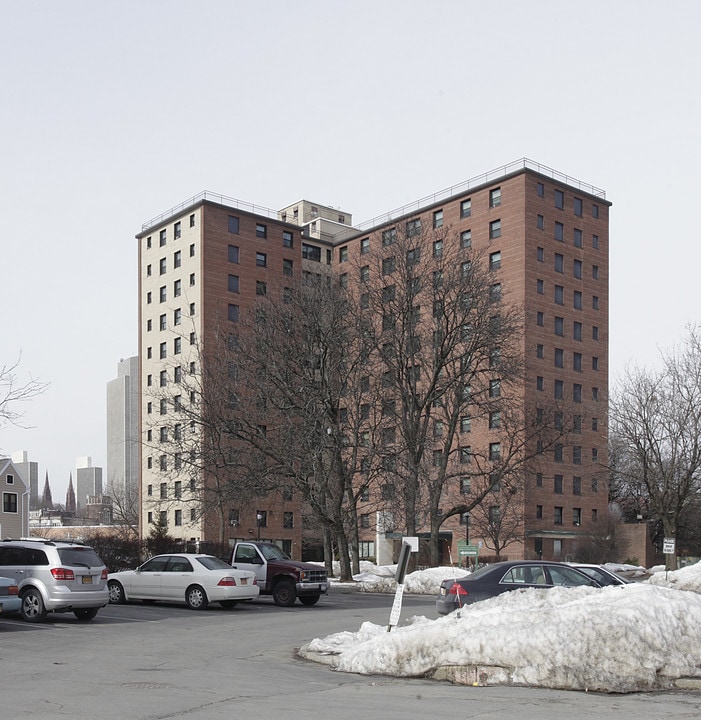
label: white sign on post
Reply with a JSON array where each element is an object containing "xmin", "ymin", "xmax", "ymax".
[{"xmin": 663, "ymin": 538, "xmax": 676, "ymax": 555}]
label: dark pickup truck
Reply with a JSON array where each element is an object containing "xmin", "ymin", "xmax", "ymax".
[{"xmin": 230, "ymin": 541, "xmax": 328, "ymax": 607}]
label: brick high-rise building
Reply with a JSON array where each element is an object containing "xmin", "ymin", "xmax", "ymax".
[{"xmin": 136, "ymin": 159, "xmax": 610, "ymax": 561}]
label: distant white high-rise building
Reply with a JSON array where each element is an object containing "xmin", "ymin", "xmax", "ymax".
[
  {"xmin": 75, "ymin": 457, "xmax": 102, "ymax": 513},
  {"xmin": 106, "ymin": 357, "xmax": 139, "ymax": 505}
]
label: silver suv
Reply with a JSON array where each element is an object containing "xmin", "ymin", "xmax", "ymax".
[{"xmin": 0, "ymin": 539, "xmax": 109, "ymax": 622}]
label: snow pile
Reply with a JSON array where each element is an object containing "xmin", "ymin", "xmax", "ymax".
[
  {"xmin": 302, "ymin": 583, "xmax": 701, "ymax": 693},
  {"xmin": 349, "ymin": 565, "xmax": 460, "ymax": 594},
  {"xmin": 646, "ymin": 560, "xmax": 701, "ymax": 592}
]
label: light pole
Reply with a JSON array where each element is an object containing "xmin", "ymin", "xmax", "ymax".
[
  {"xmin": 463, "ymin": 512, "xmax": 470, "ymax": 569},
  {"xmin": 256, "ymin": 513, "xmax": 263, "ymax": 541}
]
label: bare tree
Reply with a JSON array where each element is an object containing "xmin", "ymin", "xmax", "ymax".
[
  {"xmin": 610, "ymin": 325, "xmax": 701, "ymax": 569},
  {"xmin": 0, "ymin": 355, "xmax": 48, "ymax": 429},
  {"xmin": 104, "ymin": 481, "xmax": 140, "ymax": 538},
  {"xmin": 355, "ymin": 218, "xmax": 569, "ymax": 564}
]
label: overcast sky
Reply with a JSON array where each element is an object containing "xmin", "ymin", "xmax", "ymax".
[{"xmin": 2, "ymin": 1, "xmax": 700, "ymax": 501}]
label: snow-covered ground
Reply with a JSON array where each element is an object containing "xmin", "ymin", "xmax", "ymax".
[{"xmin": 306, "ymin": 561, "xmax": 701, "ymax": 693}]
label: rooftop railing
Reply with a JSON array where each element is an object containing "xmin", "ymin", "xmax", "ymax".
[
  {"xmin": 142, "ymin": 190, "xmax": 280, "ymax": 232},
  {"xmin": 354, "ymin": 157, "xmax": 606, "ymax": 232}
]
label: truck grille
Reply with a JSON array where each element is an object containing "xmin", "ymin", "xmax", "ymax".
[{"xmin": 305, "ymin": 570, "xmax": 327, "ymax": 583}]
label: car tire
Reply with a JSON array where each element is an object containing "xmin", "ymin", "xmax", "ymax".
[
  {"xmin": 108, "ymin": 580, "xmax": 126, "ymax": 604},
  {"xmin": 74, "ymin": 608, "xmax": 99, "ymax": 622},
  {"xmin": 20, "ymin": 588, "xmax": 47, "ymax": 623},
  {"xmin": 186, "ymin": 585, "xmax": 208, "ymax": 610},
  {"xmin": 219, "ymin": 600, "xmax": 237, "ymax": 609},
  {"xmin": 272, "ymin": 580, "xmax": 296, "ymax": 607},
  {"xmin": 299, "ymin": 594, "xmax": 320, "ymax": 606}
]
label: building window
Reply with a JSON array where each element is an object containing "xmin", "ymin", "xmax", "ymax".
[
  {"xmin": 460, "ymin": 229, "xmax": 472, "ymax": 248},
  {"xmin": 592, "ymin": 204, "xmax": 599, "ymax": 218},
  {"xmin": 554, "ymin": 285, "xmax": 564, "ymax": 305},
  {"xmin": 537, "ymin": 182, "xmax": 544, "ymax": 197},
  {"xmin": 536, "ymin": 376, "xmax": 544, "ymax": 391},
  {"xmin": 573, "ymin": 259, "xmax": 582, "ymax": 279},
  {"xmin": 536, "ymin": 279, "xmax": 544, "ymax": 295},
  {"xmin": 460, "ymin": 476, "xmax": 471, "ymax": 494},
  {"xmin": 554, "ymin": 222, "xmax": 564, "ymax": 242},
  {"xmin": 2, "ymin": 492, "xmax": 18, "ymax": 513},
  {"xmin": 592, "ymin": 234, "xmax": 599, "ymax": 249},
  {"xmin": 360, "ymin": 514, "xmax": 370, "ymax": 528},
  {"xmin": 159, "ymin": 229, "xmax": 166, "ymax": 246},
  {"xmin": 555, "ymin": 190, "xmax": 564, "ymax": 210},
  {"xmin": 256, "ymin": 280, "xmax": 267, "ymax": 296},
  {"xmin": 228, "ymin": 274, "xmax": 239, "ymax": 293},
  {"xmin": 160, "ymin": 399, "xmax": 167, "ymax": 415},
  {"xmin": 159, "ymin": 286, "xmax": 167, "ymax": 303},
  {"xmin": 554, "ymin": 475, "xmax": 563, "ymax": 494},
  {"xmin": 174, "ymin": 279, "xmax": 181, "ymax": 297},
  {"xmin": 159, "ymin": 369, "xmax": 167, "ymax": 387},
  {"xmin": 189, "ymin": 214, "xmax": 195, "ymax": 228},
  {"xmin": 382, "ymin": 228, "xmax": 397, "ymax": 246},
  {"xmin": 490, "ymin": 283, "xmax": 501, "ymax": 302},
  {"xmin": 300, "ymin": 245, "xmax": 320, "ymax": 264},
  {"xmin": 382, "ymin": 257, "xmax": 396, "ymax": 276},
  {"xmin": 536, "ymin": 505, "xmax": 543, "ymax": 519},
  {"xmin": 190, "ymin": 302, "xmax": 195, "ymax": 316},
  {"xmin": 256, "ymin": 252, "xmax": 267, "ymax": 267},
  {"xmin": 174, "ymin": 337, "xmax": 181, "ymax": 355},
  {"xmin": 553, "ymin": 380, "xmax": 565, "ymax": 401},
  {"xmin": 489, "ymin": 251, "xmax": 501, "ymax": 270},
  {"xmin": 536, "ymin": 343, "xmax": 544, "ymax": 359},
  {"xmin": 256, "ymin": 223, "xmax": 267, "ymax": 239},
  {"xmin": 282, "ymin": 230, "xmax": 293, "ymax": 248},
  {"xmin": 160, "ymin": 482, "xmax": 167, "ymax": 499},
  {"xmin": 489, "ymin": 187, "xmax": 501, "ymax": 208},
  {"xmin": 537, "ymin": 311, "xmax": 544, "ymax": 327},
  {"xmin": 489, "ymin": 219, "xmax": 501, "ymax": 239},
  {"xmin": 228, "ymin": 304, "xmax": 239, "ymax": 322},
  {"xmin": 574, "ymin": 290, "xmax": 583, "ymax": 310},
  {"xmin": 573, "ymin": 383, "xmax": 582, "ymax": 403},
  {"xmin": 489, "ymin": 442, "xmax": 501, "ymax": 461},
  {"xmin": 460, "ymin": 198, "xmax": 472, "ymax": 218},
  {"xmin": 174, "ymin": 509, "xmax": 182, "ymax": 527},
  {"xmin": 460, "ymin": 447, "xmax": 472, "ymax": 464},
  {"xmin": 555, "ymin": 348, "xmax": 564, "ymax": 368},
  {"xmin": 489, "ymin": 379, "xmax": 501, "ymax": 397},
  {"xmin": 174, "ymin": 250, "xmax": 182, "ymax": 269},
  {"xmin": 190, "ymin": 243, "xmax": 195, "ymax": 257},
  {"xmin": 573, "ymin": 446, "xmax": 582, "ymax": 464},
  {"xmin": 339, "ymin": 273, "xmax": 348, "ymax": 289},
  {"xmin": 574, "ymin": 197, "xmax": 583, "ymax": 217},
  {"xmin": 359, "ymin": 265, "xmax": 370, "ymax": 282},
  {"xmin": 554, "ymin": 506, "xmax": 564, "ymax": 527},
  {"xmin": 281, "ymin": 258, "xmax": 293, "ymax": 277},
  {"xmin": 406, "ymin": 218, "xmax": 421, "ymax": 237},
  {"xmin": 574, "ymin": 228, "xmax": 583, "ymax": 248},
  {"xmin": 159, "ymin": 314, "xmax": 167, "ymax": 331},
  {"xmin": 555, "ymin": 253, "xmax": 564, "ymax": 273},
  {"xmin": 283, "ymin": 511, "xmax": 294, "ymax": 529},
  {"xmin": 339, "ymin": 246, "xmax": 348, "ymax": 263},
  {"xmin": 574, "ymin": 352, "xmax": 582, "ymax": 372},
  {"xmin": 433, "ymin": 209, "xmax": 443, "ymax": 228},
  {"xmin": 460, "ymin": 415, "xmax": 471, "ymax": 433},
  {"xmin": 228, "ymin": 245, "xmax": 239, "ymax": 263},
  {"xmin": 592, "ymin": 295, "xmax": 599, "ymax": 310},
  {"xmin": 159, "ymin": 342, "xmax": 167, "ymax": 359},
  {"xmin": 431, "ymin": 240, "xmax": 442, "ymax": 259},
  {"xmin": 360, "ymin": 237, "xmax": 370, "ymax": 254},
  {"xmin": 159, "ymin": 257, "xmax": 167, "ymax": 275},
  {"xmin": 228, "ymin": 216, "xmax": 240, "ymax": 234}
]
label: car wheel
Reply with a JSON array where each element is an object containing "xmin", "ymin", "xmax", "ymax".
[
  {"xmin": 20, "ymin": 588, "xmax": 47, "ymax": 623},
  {"xmin": 272, "ymin": 580, "xmax": 296, "ymax": 607},
  {"xmin": 299, "ymin": 594, "xmax": 320, "ymax": 606},
  {"xmin": 219, "ymin": 600, "xmax": 237, "ymax": 609},
  {"xmin": 74, "ymin": 608, "xmax": 99, "ymax": 622},
  {"xmin": 186, "ymin": 585, "xmax": 208, "ymax": 610},
  {"xmin": 108, "ymin": 580, "xmax": 126, "ymax": 604}
]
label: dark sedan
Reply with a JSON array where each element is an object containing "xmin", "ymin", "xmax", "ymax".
[{"xmin": 436, "ymin": 560, "xmax": 601, "ymax": 614}]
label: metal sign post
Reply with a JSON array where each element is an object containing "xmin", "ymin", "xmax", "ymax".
[
  {"xmin": 663, "ymin": 537, "xmax": 676, "ymax": 577},
  {"xmin": 388, "ymin": 540, "xmax": 416, "ymax": 632}
]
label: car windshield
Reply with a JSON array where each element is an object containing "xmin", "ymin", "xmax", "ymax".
[
  {"xmin": 57, "ymin": 547, "xmax": 104, "ymax": 568},
  {"xmin": 196, "ymin": 556, "xmax": 231, "ymax": 571},
  {"xmin": 578, "ymin": 566, "xmax": 631, "ymax": 586},
  {"xmin": 259, "ymin": 544, "xmax": 291, "ymax": 561}
]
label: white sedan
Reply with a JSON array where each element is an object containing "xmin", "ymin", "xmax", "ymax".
[{"xmin": 107, "ymin": 553, "xmax": 259, "ymax": 610}]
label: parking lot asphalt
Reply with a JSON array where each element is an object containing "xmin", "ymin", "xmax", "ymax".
[{"xmin": 2, "ymin": 589, "xmax": 701, "ymax": 720}]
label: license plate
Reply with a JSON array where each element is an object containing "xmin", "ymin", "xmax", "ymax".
[
  {"xmin": 241, "ymin": 578, "xmax": 248, "ymax": 585},
  {"xmin": 82, "ymin": 576, "xmax": 93, "ymax": 584},
  {"xmin": 440, "ymin": 588, "xmax": 446, "ymax": 596}
]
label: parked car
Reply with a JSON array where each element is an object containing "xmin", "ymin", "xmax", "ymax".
[
  {"xmin": 0, "ymin": 539, "xmax": 109, "ymax": 622},
  {"xmin": 0, "ymin": 576, "xmax": 21, "ymax": 616},
  {"xmin": 108, "ymin": 553, "xmax": 259, "ymax": 610},
  {"xmin": 436, "ymin": 560, "xmax": 601, "ymax": 614},
  {"xmin": 569, "ymin": 563, "xmax": 632, "ymax": 586}
]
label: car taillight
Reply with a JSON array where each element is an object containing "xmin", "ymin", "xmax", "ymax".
[
  {"xmin": 9, "ymin": 585, "xmax": 18, "ymax": 596},
  {"xmin": 447, "ymin": 582, "xmax": 468, "ymax": 596},
  {"xmin": 217, "ymin": 577, "xmax": 237, "ymax": 587},
  {"xmin": 101, "ymin": 569, "xmax": 108, "ymax": 580},
  {"xmin": 51, "ymin": 568, "xmax": 75, "ymax": 581}
]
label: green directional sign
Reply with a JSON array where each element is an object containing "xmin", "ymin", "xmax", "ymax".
[{"xmin": 457, "ymin": 542, "xmax": 479, "ymax": 557}]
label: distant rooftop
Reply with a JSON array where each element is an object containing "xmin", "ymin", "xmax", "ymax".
[{"xmin": 141, "ymin": 158, "xmax": 606, "ymax": 236}]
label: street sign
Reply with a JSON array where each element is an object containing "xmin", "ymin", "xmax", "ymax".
[
  {"xmin": 458, "ymin": 544, "xmax": 479, "ymax": 557},
  {"xmin": 663, "ymin": 538, "xmax": 676, "ymax": 555}
]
